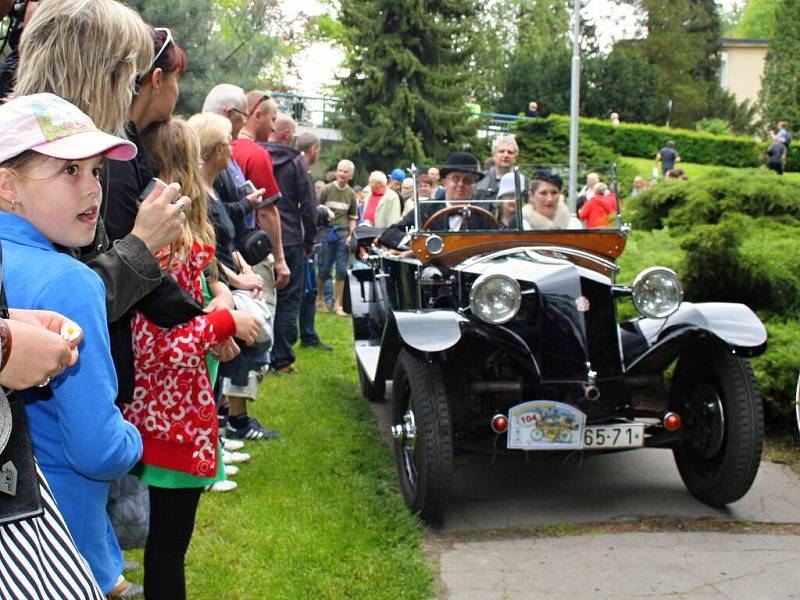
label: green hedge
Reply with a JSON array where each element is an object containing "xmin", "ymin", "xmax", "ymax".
[
  {"xmin": 515, "ymin": 116, "xmax": 765, "ymax": 170},
  {"xmin": 513, "ymin": 117, "xmax": 637, "ymax": 193}
]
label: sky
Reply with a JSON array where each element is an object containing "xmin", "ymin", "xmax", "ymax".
[{"xmin": 285, "ymin": 0, "xmax": 745, "ymax": 96}]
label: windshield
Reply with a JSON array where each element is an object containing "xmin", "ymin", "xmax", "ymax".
[{"xmin": 409, "ymin": 163, "xmax": 622, "ymax": 234}]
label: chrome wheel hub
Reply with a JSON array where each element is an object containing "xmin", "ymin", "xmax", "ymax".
[{"xmin": 392, "ymin": 409, "xmax": 418, "ymax": 488}]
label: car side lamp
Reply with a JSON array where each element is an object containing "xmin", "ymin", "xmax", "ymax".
[{"xmin": 631, "ymin": 267, "xmax": 684, "ymax": 319}]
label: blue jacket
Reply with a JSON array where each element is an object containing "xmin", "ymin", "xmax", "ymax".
[{"xmin": 0, "ymin": 213, "xmax": 142, "ymax": 593}]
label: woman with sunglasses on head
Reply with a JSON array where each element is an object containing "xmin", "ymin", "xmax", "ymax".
[{"xmin": 14, "ymin": 2, "xmax": 189, "ymax": 324}]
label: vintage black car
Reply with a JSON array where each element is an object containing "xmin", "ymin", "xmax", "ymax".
[{"xmin": 346, "ymin": 166, "xmax": 768, "ymax": 523}]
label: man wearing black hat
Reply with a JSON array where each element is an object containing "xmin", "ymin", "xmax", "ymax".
[{"xmin": 380, "ymin": 151, "xmax": 497, "ymax": 248}]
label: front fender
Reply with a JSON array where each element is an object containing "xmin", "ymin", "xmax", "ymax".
[
  {"xmin": 394, "ymin": 310, "xmax": 467, "ymax": 352},
  {"xmin": 622, "ymin": 302, "xmax": 767, "ymax": 375},
  {"xmin": 369, "ymin": 310, "xmax": 467, "ymax": 384}
]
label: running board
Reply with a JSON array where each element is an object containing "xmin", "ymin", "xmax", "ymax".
[{"xmin": 355, "ymin": 344, "xmax": 381, "ymax": 383}]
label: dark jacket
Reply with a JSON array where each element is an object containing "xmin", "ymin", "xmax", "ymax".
[
  {"xmin": 213, "ymin": 166, "xmax": 256, "ymax": 253},
  {"xmin": 99, "ymin": 124, "xmax": 204, "ymax": 404},
  {"xmin": 379, "ymin": 200, "xmax": 499, "ymax": 248},
  {"xmin": 262, "ymin": 142, "xmax": 317, "ymax": 248}
]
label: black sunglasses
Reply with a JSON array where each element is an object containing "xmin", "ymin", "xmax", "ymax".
[{"xmin": 249, "ymin": 93, "xmax": 271, "ymax": 116}]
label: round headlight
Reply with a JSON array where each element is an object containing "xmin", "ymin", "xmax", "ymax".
[
  {"xmin": 631, "ymin": 267, "xmax": 683, "ymax": 319},
  {"xmin": 469, "ymin": 274, "xmax": 521, "ymax": 324}
]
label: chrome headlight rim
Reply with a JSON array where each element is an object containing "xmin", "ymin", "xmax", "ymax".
[
  {"xmin": 468, "ymin": 273, "xmax": 522, "ymax": 325},
  {"xmin": 631, "ymin": 266, "xmax": 684, "ymax": 319}
]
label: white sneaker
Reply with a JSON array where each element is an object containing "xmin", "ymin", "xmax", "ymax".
[
  {"xmin": 205, "ymin": 480, "xmax": 238, "ymax": 493},
  {"xmin": 224, "ymin": 465, "xmax": 239, "ymax": 477},
  {"xmin": 221, "ymin": 449, "xmax": 251, "ymax": 464},
  {"xmin": 222, "ymin": 438, "xmax": 246, "ymax": 452}
]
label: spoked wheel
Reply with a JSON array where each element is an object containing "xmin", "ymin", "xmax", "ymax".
[
  {"xmin": 358, "ymin": 362, "xmax": 385, "ymax": 403},
  {"xmin": 391, "ymin": 349, "xmax": 453, "ymax": 523},
  {"xmin": 671, "ymin": 341, "xmax": 764, "ymax": 506}
]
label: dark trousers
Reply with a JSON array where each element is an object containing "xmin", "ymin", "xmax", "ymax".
[
  {"xmin": 144, "ymin": 486, "xmax": 202, "ymax": 600},
  {"xmin": 299, "ymin": 254, "xmax": 320, "ymax": 344},
  {"xmin": 271, "ymin": 245, "xmax": 305, "ymax": 369},
  {"xmin": 767, "ymin": 162, "xmax": 784, "ymax": 175}
]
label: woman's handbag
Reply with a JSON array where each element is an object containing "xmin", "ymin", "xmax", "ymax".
[
  {"xmin": 107, "ymin": 474, "xmax": 149, "ymax": 550},
  {"xmin": 239, "ymin": 229, "xmax": 271, "ymax": 266}
]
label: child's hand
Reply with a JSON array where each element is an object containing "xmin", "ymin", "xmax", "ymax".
[{"xmin": 229, "ymin": 310, "xmax": 260, "ymax": 346}]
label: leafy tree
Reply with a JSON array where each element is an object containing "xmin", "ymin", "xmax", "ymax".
[
  {"xmin": 129, "ymin": 0, "xmax": 291, "ymax": 114},
  {"xmin": 493, "ymin": 0, "xmax": 571, "ymax": 115},
  {"xmin": 622, "ymin": 0, "xmax": 724, "ymax": 128},
  {"xmin": 589, "ymin": 42, "xmax": 665, "ymax": 124},
  {"xmin": 759, "ymin": 0, "xmax": 800, "ymax": 130},
  {"xmin": 734, "ymin": 0, "xmax": 777, "ymax": 39},
  {"xmin": 334, "ymin": 0, "xmax": 479, "ymax": 172}
]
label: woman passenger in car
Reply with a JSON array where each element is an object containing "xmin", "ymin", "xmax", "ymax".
[
  {"xmin": 496, "ymin": 172, "xmax": 530, "ymax": 229},
  {"xmin": 522, "ymin": 171, "xmax": 581, "ymax": 230}
]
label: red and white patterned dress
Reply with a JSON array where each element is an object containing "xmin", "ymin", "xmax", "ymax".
[{"xmin": 123, "ymin": 243, "xmax": 235, "ymax": 478}]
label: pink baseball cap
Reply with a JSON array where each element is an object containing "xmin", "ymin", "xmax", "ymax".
[{"xmin": 0, "ymin": 93, "xmax": 137, "ymax": 164}]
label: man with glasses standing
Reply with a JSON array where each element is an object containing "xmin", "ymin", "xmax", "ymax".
[
  {"xmin": 231, "ymin": 90, "xmax": 290, "ymax": 296},
  {"xmin": 380, "ymin": 151, "xmax": 494, "ymax": 249}
]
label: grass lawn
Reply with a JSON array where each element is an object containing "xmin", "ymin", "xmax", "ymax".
[
  {"xmin": 125, "ymin": 313, "xmax": 433, "ymax": 599},
  {"xmin": 618, "ymin": 155, "xmax": 800, "ymax": 184}
]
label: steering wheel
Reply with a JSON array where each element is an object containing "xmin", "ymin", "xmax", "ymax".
[{"xmin": 421, "ymin": 204, "xmax": 500, "ymax": 231}]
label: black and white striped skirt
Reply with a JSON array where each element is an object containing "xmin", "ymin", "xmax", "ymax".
[{"xmin": 0, "ymin": 463, "xmax": 104, "ymax": 599}]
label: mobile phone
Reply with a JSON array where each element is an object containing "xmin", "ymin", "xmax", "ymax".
[
  {"xmin": 136, "ymin": 177, "xmax": 164, "ymax": 208},
  {"xmin": 238, "ymin": 180, "xmax": 257, "ymax": 197},
  {"xmin": 255, "ymin": 193, "xmax": 280, "ymax": 210}
]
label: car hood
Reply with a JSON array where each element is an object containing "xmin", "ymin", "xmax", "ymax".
[{"xmin": 453, "ymin": 247, "xmax": 612, "ymax": 293}]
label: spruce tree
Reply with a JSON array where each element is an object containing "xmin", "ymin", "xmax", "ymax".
[
  {"xmin": 335, "ymin": 0, "xmax": 479, "ymax": 173},
  {"xmin": 759, "ymin": 0, "xmax": 800, "ymax": 130}
]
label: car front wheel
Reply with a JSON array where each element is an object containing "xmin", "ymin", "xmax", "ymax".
[
  {"xmin": 671, "ymin": 341, "xmax": 764, "ymax": 506},
  {"xmin": 391, "ymin": 349, "xmax": 453, "ymax": 523}
]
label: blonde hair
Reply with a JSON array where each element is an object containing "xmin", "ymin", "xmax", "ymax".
[
  {"xmin": 186, "ymin": 112, "xmax": 232, "ymax": 161},
  {"xmin": 142, "ymin": 120, "xmax": 215, "ymax": 266},
  {"xmin": 15, "ymin": 0, "xmax": 153, "ymax": 136}
]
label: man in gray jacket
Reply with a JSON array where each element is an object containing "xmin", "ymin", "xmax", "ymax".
[{"xmin": 474, "ymin": 134, "xmax": 522, "ymax": 201}]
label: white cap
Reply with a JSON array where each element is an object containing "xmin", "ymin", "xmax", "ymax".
[{"xmin": 497, "ymin": 172, "xmax": 526, "ymax": 199}]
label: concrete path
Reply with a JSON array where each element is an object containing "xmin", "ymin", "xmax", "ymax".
[{"xmin": 368, "ymin": 399, "xmax": 800, "ymax": 599}]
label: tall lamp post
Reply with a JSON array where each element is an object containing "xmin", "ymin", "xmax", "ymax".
[{"xmin": 567, "ymin": 0, "xmax": 581, "ymax": 214}]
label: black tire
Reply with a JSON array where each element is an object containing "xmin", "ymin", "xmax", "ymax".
[
  {"xmin": 671, "ymin": 341, "xmax": 764, "ymax": 506},
  {"xmin": 358, "ymin": 362, "xmax": 385, "ymax": 403},
  {"xmin": 391, "ymin": 349, "xmax": 454, "ymax": 523}
]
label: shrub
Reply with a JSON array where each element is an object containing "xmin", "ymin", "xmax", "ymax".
[
  {"xmin": 515, "ymin": 115, "xmax": 765, "ymax": 169},
  {"xmin": 679, "ymin": 214, "xmax": 800, "ymax": 315},
  {"xmin": 751, "ymin": 318, "xmax": 800, "ymax": 433},
  {"xmin": 694, "ymin": 118, "xmax": 732, "ymax": 136},
  {"xmin": 626, "ymin": 169, "xmax": 800, "ymax": 230}
]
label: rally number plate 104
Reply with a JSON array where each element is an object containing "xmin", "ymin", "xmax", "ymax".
[{"xmin": 507, "ymin": 401, "xmax": 645, "ymax": 451}]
